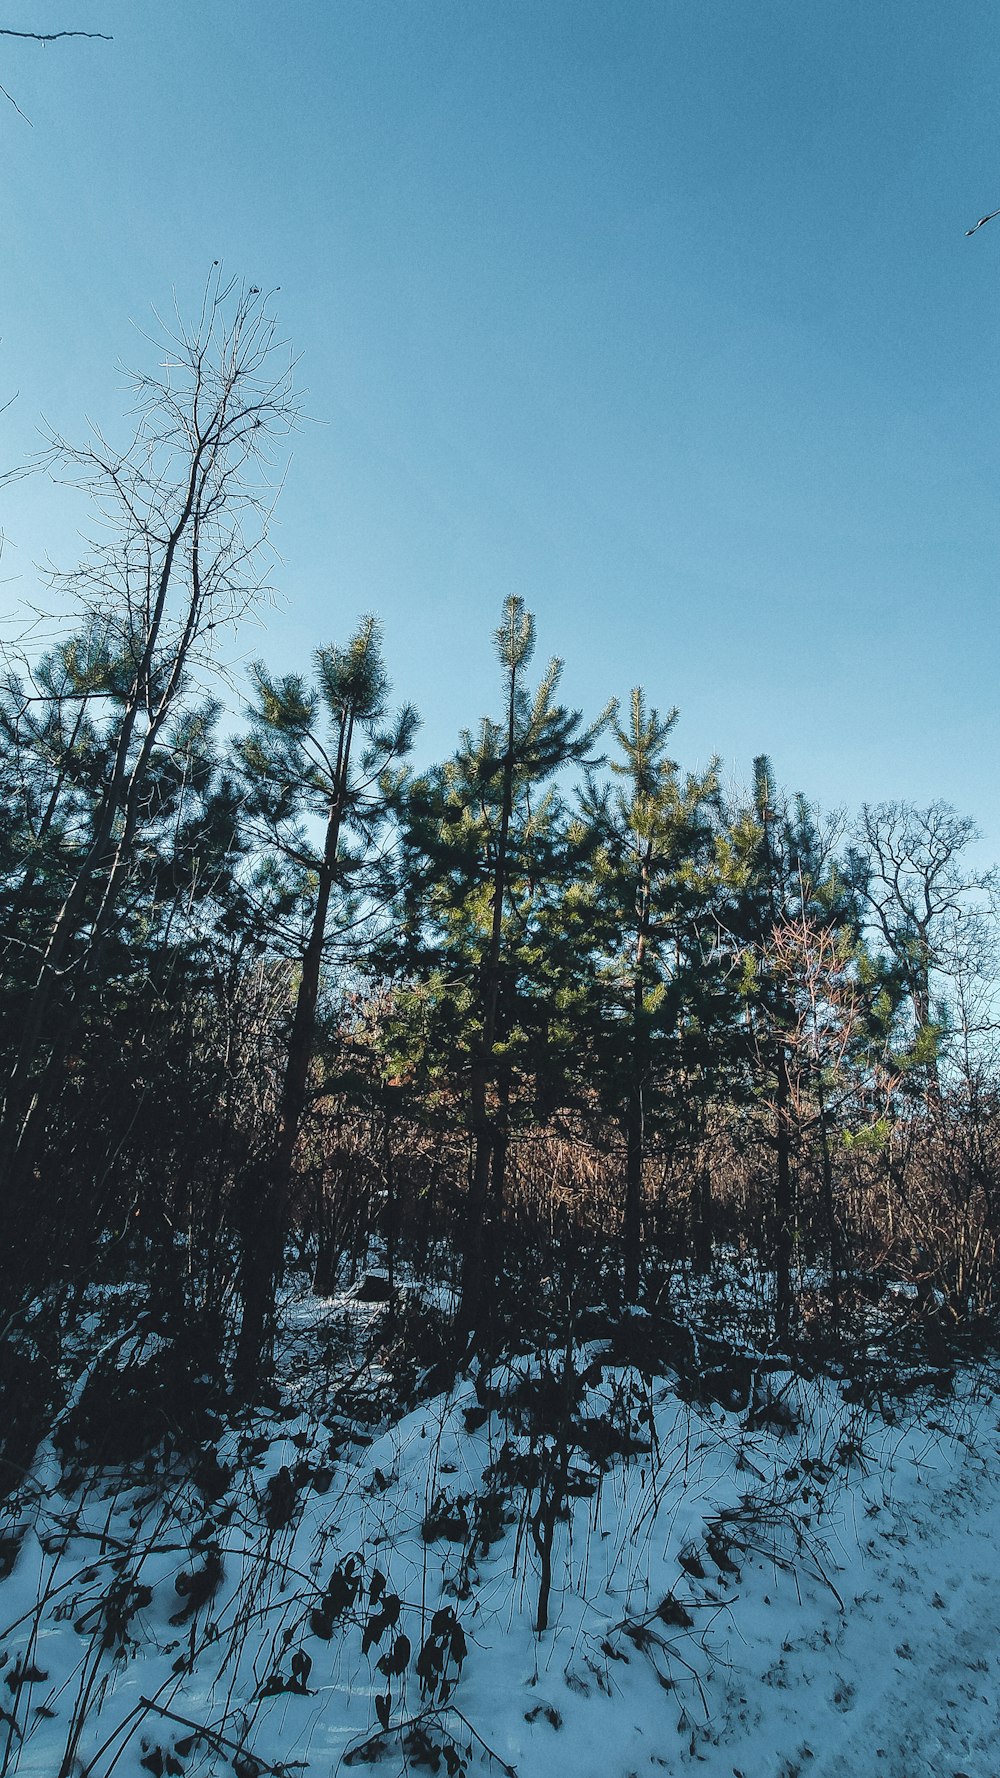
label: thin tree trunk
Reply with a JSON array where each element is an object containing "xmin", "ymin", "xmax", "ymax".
[
  {"xmin": 235, "ymin": 720, "xmax": 351, "ymax": 1391},
  {"xmin": 459, "ymin": 685, "xmax": 516, "ymax": 1337},
  {"xmin": 815, "ymin": 1080, "xmax": 841, "ymax": 1331},
  {"xmin": 694, "ymin": 1156, "xmax": 713, "ymax": 1274},
  {"xmin": 623, "ymin": 1077, "xmax": 644, "ymax": 1301},
  {"xmin": 774, "ymin": 1042, "xmax": 793, "ymax": 1342},
  {"xmin": 1, "ymin": 486, "xmax": 209, "ymax": 1201},
  {"xmin": 623, "ymin": 852, "xmax": 651, "ymax": 1302}
]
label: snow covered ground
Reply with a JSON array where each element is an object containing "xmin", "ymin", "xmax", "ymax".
[{"xmin": 1, "ymin": 1289, "xmax": 997, "ymax": 1778}]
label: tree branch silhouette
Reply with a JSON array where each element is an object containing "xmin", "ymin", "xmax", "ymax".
[
  {"xmin": 0, "ymin": 24, "xmax": 112, "ymax": 123},
  {"xmin": 0, "ymin": 29, "xmax": 112, "ymax": 42}
]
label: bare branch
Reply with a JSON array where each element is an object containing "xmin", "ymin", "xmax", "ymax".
[
  {"xmin": 0, "ymin": 28, "xmax": 113, "ymax": 43},
  {"xmin": 0, "ymin": 76, "xmax": 30, "ymax": 121},
  {"xmin": 966, "ymin": 206, "xmax": 1000, "ymax": 236}
]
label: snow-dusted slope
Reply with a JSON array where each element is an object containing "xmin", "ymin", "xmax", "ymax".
[{"xmin": 1, "ymin": 1296, "xmax": 997, "ymax": 1778}]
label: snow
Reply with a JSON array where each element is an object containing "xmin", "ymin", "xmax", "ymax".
[{"xmin": 1, "ymin": 1292, "xmax": 998, "ymax": 1778}]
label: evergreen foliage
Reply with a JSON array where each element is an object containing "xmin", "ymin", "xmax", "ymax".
[
  {"xmin": 1, "ymin": 291, "xmax": 999, "ymax": 1427},
  {"xmin": 385, "ymin": 597, "xmax": 610, "ymax": 1335},
  {"xmin": 232, "ymin": 616, "xmax": 417, "ymax": 1385},
  {"xmin": 577, "ymin": 690, "xmax": 724, "ymax": 1294}
]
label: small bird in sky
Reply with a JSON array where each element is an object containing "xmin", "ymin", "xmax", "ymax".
[{"xmin": 966, "ymin": 207, "xmax": 1000, "ymax": 236}]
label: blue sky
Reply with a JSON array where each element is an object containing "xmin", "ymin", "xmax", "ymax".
[{"xmin": 1, "ymin": 2, "xmax": 998, "ymax": 852}]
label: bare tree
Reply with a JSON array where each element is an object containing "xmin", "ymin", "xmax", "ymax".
[
  {"xmin": 0, "ymin": 273, "xmax": 296, "ymax": 1238},
  {"xmin": 848, "ymin": 801, "xmax": 996, "ymax": 1091}
]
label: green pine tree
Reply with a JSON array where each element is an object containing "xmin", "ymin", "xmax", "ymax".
[
  {"xmin": 387, "ymin": 597, "xmax": 609, "ymax": 1337},
  {"xmin": 579, "ymin": 689, "xmax": 723, "ymax": 1298},
  {"xmin": 233, "ymin": 615, "xmax": 416, "ymax": 1386},
  {"xmin": 717, "ymin": 759, "xmax": 870, "ymax": 1338}
]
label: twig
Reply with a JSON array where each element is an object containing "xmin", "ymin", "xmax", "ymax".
[
  {"xmin": 790, "ymin": 1521, "xmax": 846, "ymax": 1613},
  {"xmin": 446, "ymin": 1704, "xmax": 520, "ymax": 1776},
  {"xmin": 0, "ymin": 78, "xmax": 30, "ymax": 122},
  {"xmin": 613, "ymin": 1619, "xmax": 711, "ymax": 1717},
  {"xmin": 137, "ymin": 1698, "xmax": 305, "ymax": 1775},
  {"xmin": 340, "ymin": 1706, "xmax": 518, "ymax": 1778},
  {"xmin": 0, "ymin": 29, "xmax": 113, "ymax": 42},
  {"xmin": 726, "ymin": 1531, "xmax": 845, "ymax": 1614}
]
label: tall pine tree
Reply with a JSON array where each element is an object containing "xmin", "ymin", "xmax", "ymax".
[
  {"xmin": 233, "ymin": 616, "xmax": 416, "ymax": 1385},
  {"xmin": 580, "ymin": 690, "xmax": 722, "ymax": 1297},
  {"xmin": 388, "ymin": 597, "xmax": 608, "ymax": 1337}
]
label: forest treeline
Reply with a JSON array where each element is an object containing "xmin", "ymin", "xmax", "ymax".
[{"xmin": 2, "ymin": 285, "xmax": 998, "ymax": 1427}]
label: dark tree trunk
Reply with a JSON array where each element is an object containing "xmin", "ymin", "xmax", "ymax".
[
  {"xmin": 622, "ymin": 852, "xmax": 651, "ymax": 1303},
  {"xmin": 693, "ymin": 1158, "xmax": 713, "ymax": 1274},
  {"xmin": 235, "ymin": 721, "xmax": 351, "ymax": 1392},
  {"xmin": 623, "ymin": 1089, "xmax": 644, "ymax": 1302},
  {"xmin": 458, "ymin": 688, "xmax": 516, "ymax": 1339},
  {"xmin": 774, "ymin": 1043, "xmax": 793, "ymax": 1342}
]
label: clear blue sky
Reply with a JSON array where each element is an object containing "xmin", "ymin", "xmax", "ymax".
[{"xmin": 2, "ymin": 2, "xmax": 998, "ymax": 852}]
